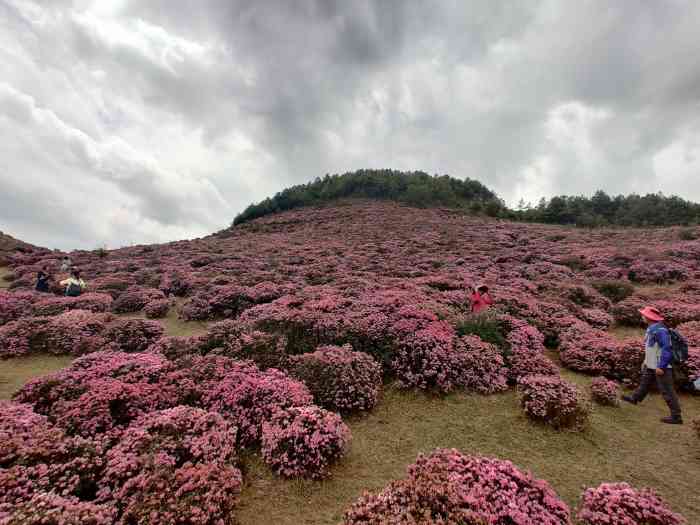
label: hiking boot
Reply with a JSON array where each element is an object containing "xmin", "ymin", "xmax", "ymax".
[
  {"xmin": 660, "ymin": 416, "xmax": 683, "ymax": 425},
  {"xmin": 622, "ymin": 395, "xmax": 637, "ymax": 405}
]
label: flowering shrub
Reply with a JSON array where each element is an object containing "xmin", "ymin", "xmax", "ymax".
[
  {"xmin": 32, "ymin": 293, "xmax": 113, "ymax": 316},
  {"xmin": 579, "ymin": 307, "xmax": 614, "ymax": 329},
  {"xmin": 590, "ymin": 377, "xmax": 620, "ymax": 406},
  {"xmin": 112, "ymin": 462, "xmax": 242, "ymax": 524},
  {"xmin": 519, "ymin": 375, "xmax": 590, "ymax": 430},
  {"xmin": 559, "ymin": 327, "xmax": 617, "ymax": 375},
  {"xmin": 51, "ymin": 378, "xmax": 168, "ymax": 436},
  {"xmin": 43, "ymin": 310, "xmax": 112, "ymax": 356},
  {"xmin": 111, "ymin": 286, "xmax": 166, "ymax": 313},
  {"xmin": 103, "ymin": 318, "xmax": 165, "ymax": 353},
  {"xmin": 0, "ymin": 402, "xmax": 107, "ymax": 513},
  {"xmin": 144, "ymin": 298, "xmax": 170, "ymax": 318},
  {"xmin": 0, "ymin": 290, "xmax": 36, "ymax": 326},
  {"xmin": 507, "ymin": 346, "xmax": 559, "ymax": 383},
  {"xmin": 288, "ymin": 344, "xmax": 382, "ymax": 412},
  {"xmin": 2, "ymin": 493, "xmax": 116, "ymax": 525},
  {"xmin": 577, "ymin": 482, "xmax": 686, "ymax": 525},
  {"xmin": 391, "ymin": 321, "xmax": 499, "ymax": 394},
  {"xmin": 0, "ymin": 316, "xmax": 51, "ymax": 357},
  {"xmin": 605, "ymin": 337, "xmax": 644, "ymax": 385},
  {"xmin": 147, "ymin": 335, "xmax": 207, "ymax": 360},
  {"xmin": 343, "ymin": 448, "xmax": 571, "ymax": 524},
  {"xmin": 220, "ymin": 330, "xmax": 289, "ymax": 370},
  {"xmin": 677, "ymin": 320, "xmax": 700, "ymax": 347},
  {"xmin": 98, "ymin": 406, "xmax": 237, "ymax": 500},
  {"xmin": 203, "ymin": 363, "xmax": 314, "ymax": 446},
  {"xmin": 261, "ymin": 405, "xmax": 351, "ymax": 479},
  {"xmin": 159, "ymin": 268, "xmax": 193, "ymax": 297}
]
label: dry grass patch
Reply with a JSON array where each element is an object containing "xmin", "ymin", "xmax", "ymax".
[
  {"xmin": 236, "ymin": 386, "xmax": 700, "ymax": 525},
  {"xmin": 0, "ymin": 266, "xmax": 12, "ymax": 289},
  {"xmin": 0, "ymin": 354, "xmax": 73, "ymax": 400}
]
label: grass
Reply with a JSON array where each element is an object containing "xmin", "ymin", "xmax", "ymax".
[
  {"xmin": 0, "ymin": 354, "xmax": 73, "ymax": 400},
  {"xmin": 608, "ymin": 323, "xmax": 644, "ymax": 341},
  {"xmin": 236, "ymin": 385, "xmax": 700, "ymax": 524},
  {"xmin": 116, "ymin": 299, "xmax": 210, "ymax": 337},
  {"xmin": 0, "ymin": 266, "xmax": 12, "ymax": 289}
]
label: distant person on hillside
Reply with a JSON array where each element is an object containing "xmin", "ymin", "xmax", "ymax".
[
  {"xmin": 469, "ymin": 284, "xmax": 494, "ymax": 314},
  {"xmin": 60, "ymin": 256, "xmax": 72, "ymax": 273},
  {"xmin": 622, "ymin": 306, "xmax": 683, "ymax": 424},
  {"xmin": 35, "ymin": 266, "xmax": 52, "ymax": 293},
  {"xmin": 60, "ymin": 268, "xmax": 86, "ymax": 297}
]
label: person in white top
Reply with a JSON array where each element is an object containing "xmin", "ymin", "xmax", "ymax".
[
  {"xmin": 59, "ymin": 256, "xmax": 73, "ymax": 273},
  {"xmin": 60, "ymin": 268, "xmax": 86, "ymax": 297}
]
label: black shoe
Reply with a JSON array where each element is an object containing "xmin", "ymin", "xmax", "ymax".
[
  {"xmin": 622, "ymin": 395, "xmax": 637, "ymax": 405},
  {"xmin": 660, "ymin": 416, "xmax": 683, "ymax": 425}
]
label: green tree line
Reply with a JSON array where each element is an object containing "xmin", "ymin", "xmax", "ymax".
[
  {"xmin": 232, "ymin": 169, "xmax": 503, "ymax": 225},
  {"xmin": 232, "ymin": 170, "xmax": 700, "ymax": 228},
  {"xmin": 507, "ymin": 191, "xmax": 700, "ymax": 227}
]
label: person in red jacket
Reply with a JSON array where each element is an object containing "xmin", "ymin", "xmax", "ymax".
[{"xmin": 469, "ymin": 284, "xmax": 493, "ymax": 314}]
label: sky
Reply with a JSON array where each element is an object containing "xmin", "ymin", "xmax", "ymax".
[{"xmin": 1, "ymin": 1, "xmax": 700, "ymax": 250}]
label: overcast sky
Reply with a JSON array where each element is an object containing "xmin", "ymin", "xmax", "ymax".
[{"xmin": 2, "ymin": 0, "xmax": 700, "ymax": 249}]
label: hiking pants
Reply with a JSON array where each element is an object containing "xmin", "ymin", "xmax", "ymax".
[{"xmin": 631, "ymin": 368, "xmax": 682, "ymax": 418}]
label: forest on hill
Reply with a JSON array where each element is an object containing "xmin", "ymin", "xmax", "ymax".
[{"xmin": 233, "ymin": 169, "xmax": 700, "ymax": 230}]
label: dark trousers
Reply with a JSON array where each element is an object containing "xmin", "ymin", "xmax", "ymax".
[{"xmin": 631, "ymin": 368, "xmax": 682, "ymax": 418}]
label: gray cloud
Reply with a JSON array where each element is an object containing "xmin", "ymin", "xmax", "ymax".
[{"xmin": 1, "ymin": 0, "xmax": 700, "ymax": 249}]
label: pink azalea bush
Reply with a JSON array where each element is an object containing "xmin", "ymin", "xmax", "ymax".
[
  {"xmin": 1, "ymin": 493, "xmax": 116, "ymax": 525},
  {"xmin": 0, "ymin": 290, "xmax": 36, "ymax": 326},
  {"xmin": 452, "ymin": 335, "xmax": 509, "ymax": 394},
  {"xmin": 111, "ymin": 286, "xmax": 165, "ymax": 314},
  {"xmin": 507, "ymin": 346, "xmax": 559, "ymax": 383},
  {"xmin": 519, "ymin": 375, "xmax": 590, "ymax": 430},
  {"xmin": 203, "ymin": 362, "xmax": 314, "ymax": 447},
  {"xmin": 97, "ymin": 406, "xmax": 238, "ymax": 501},
  {"xmin": 288, "ymin": 344, "xmax": 382, "ymax": 412},
  {"xmin": 343, "ymin": 448, "xmax": 572, "ymax": 524},
  {"xmin": 0, "ymin": 311, "xmax": 114, "ymax": 358},
  {"xmin": 114, "ymin": 462, "xmax": 242, "ymax": 524},
  {"xmin": 219, "ymin": 329, "xmax": 289, "ymax": 370},
  {"xmin": 32, "ymin": 293, "xmax": 113, "ymax": 316},
  {"xmin": 146, "ymin": 335, "xmax": 207, "ymax": 360},
  {"xmin": 51, "ymin": 378, "xmax": 168, "ymax": 436},
  {"xmin": 391, "ymin": 321, "xmax": 508, "ymax": 394},
  {"xmin": 103, "ymin": 319, "xmax": 164, "ymax": 353},
  {"xmin": 0, "ymin": 402, "xmax": 108, "ymax": 515},
  {"xmin": 590, "ymin": 377, "xmax": 620, "ymax": 406},
  {"xmin": 144, "ymin": 298, "xmax": 170, "ymax": 318},
  {"xmin": 261, "ymin": 405, "xmax": 351, "ymax": 479},
  {"xmin": 577, "ymin": 482, "xmax": 686, "ymax": 525},
  {"xmin": 677, "ymin": 320, "xmax": 700, "ymax": 347}
]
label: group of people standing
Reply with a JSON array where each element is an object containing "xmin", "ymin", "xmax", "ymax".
[{"xmin": 35, "ymin": 256, "xmax": 86, "ymax": 297}]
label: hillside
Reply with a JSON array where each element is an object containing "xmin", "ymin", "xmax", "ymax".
[{"xmin": 1, "ymin": 200, "xmax": 699, "ymax": 523}]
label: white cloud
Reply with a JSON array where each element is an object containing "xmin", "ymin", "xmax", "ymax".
[{"xmin": 1, "ymin": 0, "xmax": 700, "ymax": 249}]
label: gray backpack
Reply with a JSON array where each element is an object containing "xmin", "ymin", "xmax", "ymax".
[{"xmin": 66, "ymin": 281, "xmax": 82, "ymax": 297}]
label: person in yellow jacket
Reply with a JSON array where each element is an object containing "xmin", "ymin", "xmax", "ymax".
[{"xmin": 60, "ymin": 268, "xmax": 86, "ymax": 297}]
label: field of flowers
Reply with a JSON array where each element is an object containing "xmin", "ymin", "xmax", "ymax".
[{"xmin": 1, "ymin": 200, "xmax": 699, "ymax": 524}]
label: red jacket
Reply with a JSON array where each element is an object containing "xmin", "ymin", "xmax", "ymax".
[{"xmin": 470, "ymin": 291, "xmax": 493, "ymax": 313}]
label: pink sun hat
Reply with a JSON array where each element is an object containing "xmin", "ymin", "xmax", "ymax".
[{"xmin": 639, "ymin": 306, "xmax": 664, "ymax": 322}]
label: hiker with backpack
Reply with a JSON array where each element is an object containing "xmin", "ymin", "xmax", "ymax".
[
  {"xmin": 35, "ymin": 266, "xmax": 52, "ymax": 293},
  {"xmin": 469, "ymin": 284, "xmax": 494, "ymax": 314},
  {"xmin": 622, "ymin": 306, "xmax": 684, "ymax": 424},
  {"xmin": 60, "ymin": 268, "xmax": 86, "ymax": 297}
]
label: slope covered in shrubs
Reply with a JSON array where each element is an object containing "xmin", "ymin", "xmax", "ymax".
[{"xmin": 1, "ymin": 200, "xmax": 698, "ymax": 523}]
